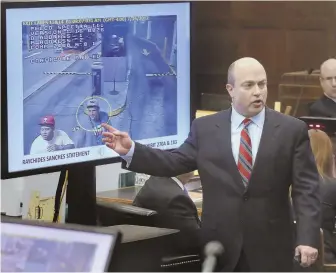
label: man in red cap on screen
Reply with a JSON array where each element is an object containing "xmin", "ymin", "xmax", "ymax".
[{"xmin": 30, "ymin": 115, "xmax": 75, "ymax": 154}]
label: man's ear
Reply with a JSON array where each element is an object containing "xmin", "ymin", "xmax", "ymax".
[
  {"xmin": 319, "ymin": 76, "xmax": 323, "ymax": 85},
  {"xmin": 226, "ymin": 84, "xmax": 234, "ymax": 98}
]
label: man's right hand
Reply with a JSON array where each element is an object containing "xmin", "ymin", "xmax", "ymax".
[{"xmin": 101, "ymin": 123, "xmax": 132, "ymax": 155}]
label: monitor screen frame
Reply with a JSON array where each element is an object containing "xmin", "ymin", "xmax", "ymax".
[
  {"xmin": 1, "ymin": 216, "xmax": 122, "ymax": 272},
  {"xmin": 1, "ymin": 0, "xmax": 196, "ymax": 179}
]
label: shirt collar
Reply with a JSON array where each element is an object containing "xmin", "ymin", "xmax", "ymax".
[
  {"xmin": 231, "ymin": 106, "xmax": 266, "ymax": 130},
  {"xmin": 171, "ymin": 177, "xmax": 184, "ymax": 190}
]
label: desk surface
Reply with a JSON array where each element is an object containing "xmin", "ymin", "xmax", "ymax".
[
  {"xmin": 98, "ymin": 186, "xmax": 142, "ymax": 200},
  {"xmin": 97, "ymin": 186, "xmax": 203, "ymax": 214},
  {"xmin": 99, "ymin": 225, "xmax": 179, "ymax": 243}
]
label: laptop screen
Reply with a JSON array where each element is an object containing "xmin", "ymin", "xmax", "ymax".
[{"xmin": 1, "ymin": 222, "xmax": 115, "ymax": 272}]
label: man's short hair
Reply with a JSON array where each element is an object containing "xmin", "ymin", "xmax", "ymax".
[
  {"xmin": 227, "ymin": 62, "xmax": 236, "ymax": 86},
  {"xmin": 320, "ymin": 58, "xmax": 336, "ymax": 75}
]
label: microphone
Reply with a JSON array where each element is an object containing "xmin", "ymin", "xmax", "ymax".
[{"xmin": 202, "ymin": 241, "xmax": 224, "ymax": 272}]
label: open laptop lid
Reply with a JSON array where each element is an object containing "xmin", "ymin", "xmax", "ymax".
[
  {"xmin": 299, "ymin": 116, "xmax": 336, "ymax": 135},
  {"xmin": 1, "ymin": 217, "xmax": 121, "ymax": 272}
]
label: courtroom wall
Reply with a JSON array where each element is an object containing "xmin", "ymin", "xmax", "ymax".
[{"xmin": 193, "ymin": 1, "xmax": 336, "ymax": 111}]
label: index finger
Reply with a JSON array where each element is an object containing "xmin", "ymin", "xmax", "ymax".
[
  {"xmin": 301, "ymin": 253, "xmax": 309, "ymax": 267},
  {"xmin": 101, "ymin": 123, "xmax": 116, "ymax": 132}
]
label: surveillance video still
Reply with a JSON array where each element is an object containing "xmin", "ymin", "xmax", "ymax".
[
  {"xmin": 5, "ymin": 3, "xmax": 191, "ymax": 172},
  {"xmin": 23, "ymin": 15, "xmax": 177, "ymax": 155}
]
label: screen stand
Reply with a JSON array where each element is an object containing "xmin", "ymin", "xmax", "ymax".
[{"xmin": 66, "ymin": 164, "xmax": 97, "ymax": 226}]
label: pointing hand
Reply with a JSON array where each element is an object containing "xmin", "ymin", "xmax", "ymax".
[{"xmin": 101, "ymin": 124, "xmax": 132, "ymax": 155}]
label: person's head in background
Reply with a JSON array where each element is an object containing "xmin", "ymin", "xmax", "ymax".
[
  {"xmin": 86, "ymin": 99, "xmax": 100, "ymax": 121},
  {"xmin": 308, "ymin": 129, "xmax": 335, "ymax": 179},
  {"xmin": 320, "ymin": 58, "xmax": 336, "ymax": 100},
  {"xmin": 39, "ymin": 115, "xmax": 55, "ymax": 141},
  {"xmin": 176, "ymin": 172, "xmax": 194, "ymax": 185},
  {"xmin": 226, "ymin": 57, "xmax": 268, "ymax": 118}
]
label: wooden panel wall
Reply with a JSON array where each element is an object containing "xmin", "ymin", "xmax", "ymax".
[{"xmin": 193, "ymin": 1, "xmax": 336, "ymax": 109}]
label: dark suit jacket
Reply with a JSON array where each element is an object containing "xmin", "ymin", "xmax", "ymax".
[
  {"xmin": 133, "ymin": 176, "xmax": 201, "ymax": 254},
  {"xmin": 321, "ymin": 177, "xmax": 336, "ymax": 263},
  {"xmin": 123, "ymin": 107, "xmax": 321, "ymax": 271},
  {"xmin": 308, "ymin": 95, "xmax": 336, "ymax": 117}
]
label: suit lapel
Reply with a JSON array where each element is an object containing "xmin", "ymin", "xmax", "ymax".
[
  {"xmin": 215, "ymin": 109, "xmax": 245, "ymax": 192},
  {"xmin": 249, "ymin": 108, "xmax": 280, "ymax": 184}
]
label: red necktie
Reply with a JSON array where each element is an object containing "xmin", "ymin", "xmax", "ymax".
[{"xmin": 237, "ymin": 118, "xmax": 253, "ymax": 187}]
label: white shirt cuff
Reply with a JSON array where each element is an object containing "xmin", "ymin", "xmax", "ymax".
[{"xmin": 120, "ymin": 141, "xmax": 135, "ymax": 167}]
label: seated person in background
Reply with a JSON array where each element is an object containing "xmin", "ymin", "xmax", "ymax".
[
  {"xmin": 133, "ymin": 172, "xmax": 201, "ymax": 253},
  {"xmin": 309, "ymin": 129, "xmax": 336, "ymax": 263},
  {"xmin": 308, "ymin": 58, "xmax": 336, "ymax": 117}
]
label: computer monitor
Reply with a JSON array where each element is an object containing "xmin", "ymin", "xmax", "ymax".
[
  {"xmin": 1, "ymin": 218, "xmax": 121, "ymax": 272},
  {"xmin": 1, "ymin": 1, "xmax": 192, "ymax": 179},
  {"xmin": 299, "ymin": 116, "xmax": 336, "ymax": 135}
]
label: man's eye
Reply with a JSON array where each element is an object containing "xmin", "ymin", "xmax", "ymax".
[{"xmin": 244, "ymin": 83, "xmax": 254, "ymax": 88}]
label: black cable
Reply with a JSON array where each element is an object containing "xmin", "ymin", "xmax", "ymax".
[{"xmin": 53, "ymin": 169, "xmax": 67, "ymax": 222}]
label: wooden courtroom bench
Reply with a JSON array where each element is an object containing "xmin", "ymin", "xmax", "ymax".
[{"xmin": 278, "ymin": 70, "xmax": 323, "ymax": 117}]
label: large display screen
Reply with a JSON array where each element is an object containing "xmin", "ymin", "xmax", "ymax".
[
  {"xmin": 1, "ymin": 222, "xmax": 114, "ymax": 272},
  {"xmin": 4, "ymin": 2, "xmax": 190, "ymax": 173}
]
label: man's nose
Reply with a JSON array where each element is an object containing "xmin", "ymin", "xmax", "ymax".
[{"xmin": 253, "ymin": 86, "xmax": 262, "ymax": 96}]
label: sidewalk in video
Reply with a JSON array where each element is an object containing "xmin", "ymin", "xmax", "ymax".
[{"xmin": 23, "ymin": 41, "xmax": 102, "ymax": 100}]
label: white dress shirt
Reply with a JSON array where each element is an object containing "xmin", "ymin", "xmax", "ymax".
[{"xmin": 230, "ymin": 107, "xmax": 265, "ymax": 164}]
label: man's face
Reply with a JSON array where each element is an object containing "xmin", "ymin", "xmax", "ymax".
[
  {"xmin": 88, "ymin": 107, "xmax": 99, "ymax": 120},
  {"xmin": 226, "ymin": 64, "xmax": 267, "ymax": 117},
  {"xmin": 40, "ymin": 126, "xmax": 54, "ymax": 140},
  {"xmin": 320, "ymin": 64, "xmax": 336, "ymax": 99}
]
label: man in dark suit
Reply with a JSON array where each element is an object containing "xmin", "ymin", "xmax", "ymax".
[
  {"xmin": 133, "ymin": 172, "xmax": 200, "ymax": 230},
  {"xmin": 132, "ymin": 172, "xmax": 201, "ymax": 253},
  {"xmin": 102, "ymin": 57, "xmax": 321, "ymax": 272},
  {"xmin": 308, "ymin": 58, "xmax": 336, "ymax": 117}
]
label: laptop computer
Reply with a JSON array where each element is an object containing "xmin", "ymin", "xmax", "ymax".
[
  {"xmin": 299, "ymin": 116, "xmax": 336, "ymax": 135},
  {"xmin": 1, "ymin": 217, "xmax": 121, "ymax": 272}
]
